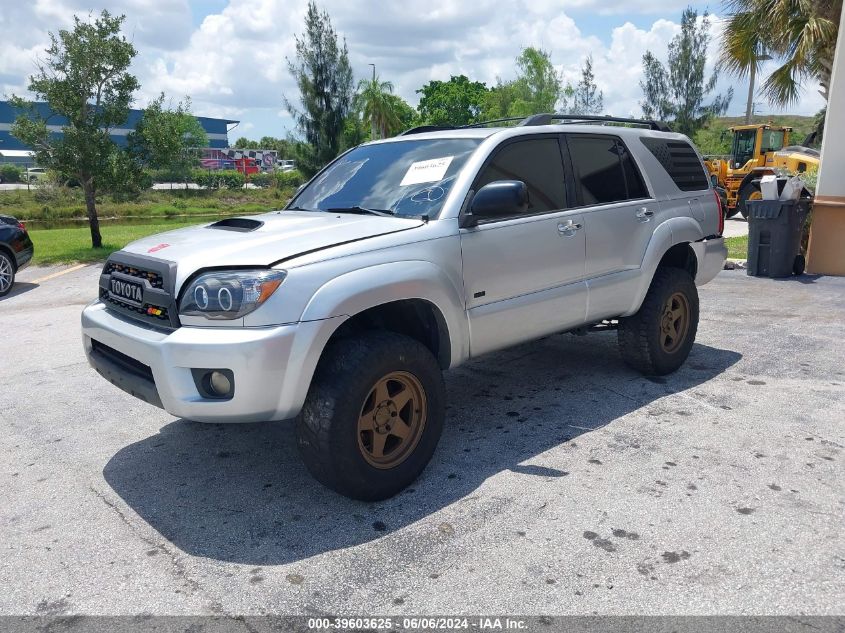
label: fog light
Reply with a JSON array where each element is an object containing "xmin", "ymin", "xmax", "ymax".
[{"xmin": 209, "ymin": 371, "xmax": 232, "ymax": 396}]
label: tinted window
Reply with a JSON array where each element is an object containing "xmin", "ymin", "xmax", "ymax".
[
  {"xmin": 619, "ymin": 143, "xmax": 648, "ymax": 199},
  {"xmin": 475, "ymin": 138, "xmax": 566, "ymax": 214},
  {"xmin": 291, "ymin": 138, "xmax": 482, "ymax": 218},
  {"xmin": 568, "ymin": 136, "xmax": 627, "ymax": 205},
  {"xmin": 641, "ymin": 137, "xmax": 710, "ymax": 191}
]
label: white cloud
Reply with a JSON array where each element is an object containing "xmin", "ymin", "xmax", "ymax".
[{"xmin": 0, "ymin": 0, "xmax": 826, "ymax": 140}]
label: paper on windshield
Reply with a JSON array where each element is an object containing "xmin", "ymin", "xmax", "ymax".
[{"xmin": 400, "ymin": 156, "xmax": 454, "ymax": 186}]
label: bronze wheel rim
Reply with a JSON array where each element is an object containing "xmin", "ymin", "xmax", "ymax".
[
  {"xmin": 659, "ymin": 292, "xmax": 690, "ymax": 354},
  {"xmin": 357, "ymin": 371, "xmax": 427, "ymax": 469}
]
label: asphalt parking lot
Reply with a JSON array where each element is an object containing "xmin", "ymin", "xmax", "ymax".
[{"xmin": 0, "ymin": 263, "xmax": 842, "ymax": 616}]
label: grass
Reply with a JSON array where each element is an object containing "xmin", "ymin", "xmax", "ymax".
[
  {"xmin": 725, "ymin": 235, "xmax": 748, "ymax": 260},
  {"xmin": 29, "ymin": 221, "xmax": 202, "ymax": 265},
  {"xmin": 0, "ymin": 186, "xmax": 294, "ymax": 223}
]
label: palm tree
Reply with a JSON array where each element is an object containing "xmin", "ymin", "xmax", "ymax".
[
  {"xmin": 355, "ymin": 75, "xmax": 401, "ymax": 140},
  {"xmin": 720, "ymin": 0, "xmax": 841, "ymax": 106}
]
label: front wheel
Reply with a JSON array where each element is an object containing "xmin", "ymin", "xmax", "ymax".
[
  {"xmin": 297, "ymin": 331, "xmax": 445, "ymax": 501},
  {"xmin": 0, "ymin": 251, "xmax": 15, "ymax": 297},
  {"xmin": 618, "ymin": 267, "xmax": 699, "ymax": 375}
]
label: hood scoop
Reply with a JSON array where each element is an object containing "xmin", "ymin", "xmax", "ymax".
[{"xmin": 207, "ymin": 217, "xmax": 264, "ymax": 232}]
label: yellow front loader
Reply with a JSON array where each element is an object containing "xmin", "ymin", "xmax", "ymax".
[{"xmin": 704, "ymin": 124, "xmax": 819, "ymax": 218}]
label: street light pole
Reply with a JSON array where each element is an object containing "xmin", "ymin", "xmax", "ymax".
[{"xmin": 368, "ymin": 63, "xmax": 377, "ymax": 140}]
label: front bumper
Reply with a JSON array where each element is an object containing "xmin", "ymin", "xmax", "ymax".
[
  {"xmin": 81, "ymin": 301, "xmax": 342, "ymax": 423},
  {"xmin": 692, "ymin": 236, "xmax": 727, "ymax": 286}
]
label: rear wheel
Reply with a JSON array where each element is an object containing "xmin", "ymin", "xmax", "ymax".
[
  {"xmin": 737, "ymin": 183, "xmax": 762, "ymax": 220},
  {"xmin": 0, "ymin": 251, "xmax": 15, "ymax": 297},
  {"xmin": 618, "ymin": 267, "xmax": 699, "ymax": 375},
  {"xmin": 297, "ymin": 330, "xmax": 445, "ymax": 501}
]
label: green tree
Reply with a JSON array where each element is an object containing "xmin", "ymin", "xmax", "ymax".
[
  {"xmin": 640, "ymin": 8, "xmax": 732, "ymax": 136},
  {"xmin": 234, "ymin": 137, "xmax": 259, "ymax": 149},
  {"xmin": 355, "ymin": 75, "xmax": 400, "ymax": 140},
  {"xmin": 719, "ymin": 0, "xmax": 841, "ymax": 106},
  {"xmin": 416, "ymin": 75, "xmax": 488, "ymax": 126},
  {"xmin": 284, "ymin": 1, "xmax": 354, "ymax": 177},
  {"xmin": 385, "ymin": 94, "xmax": 417, "ymax": 133},
  {"xmin": 571, "ymin": 55, "xmax": 604, "ymax": 114},
  {"xmin": 693, "ymin": 121, "xmax": 732, "ymax": 155},
  {"xmin": 130, "ymin": 93, "xmax": 207, "ymax": 186},
  {"xmin": 10, "ymin": 10, "xmax": 139, "ymax": 248},
  {"xmin": 482, "ymin": 47, "xmax": 571, "ymax": 119}
]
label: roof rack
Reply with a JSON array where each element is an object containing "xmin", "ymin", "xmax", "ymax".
[
  {"xmin": 397, "ymin": 124, "xmax": 456, "ymax": 136},
  {"xmin": 520, "ymin": 113, "xmax": 672, "ymax": 131},
  {"xmin": 398, "ymin": 113, "xmax": 672, "ymax": 136}
]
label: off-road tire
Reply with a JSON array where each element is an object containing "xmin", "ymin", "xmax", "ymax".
[
  {"xmin": 0, "ymin": 251, "xmax": 15, "ymax": 297},
  {"xmin": 297, "ymin": 330, "xmax": 445, "ymax": 501},
  {"xmin": 618, "ymin": 267, "xmax": 699, "ymax": 375}
]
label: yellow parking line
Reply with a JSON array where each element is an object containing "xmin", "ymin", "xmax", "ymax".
[{"xmin": 31, "ymin": 263, "xmax": 90, "ymax": 284}]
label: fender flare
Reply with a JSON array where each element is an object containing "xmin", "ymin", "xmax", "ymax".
[
  {"xmin": 622, "ymin": 218, "xmax": 703, "ymax": 316},
  {"xmin": 300, "ymin": 260, "xmax": 469, "ymax": 368}
]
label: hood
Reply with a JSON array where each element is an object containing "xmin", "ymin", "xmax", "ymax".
[{"xmin": 122, "ymin": 210, "xmax": 425, "ymax": 274}]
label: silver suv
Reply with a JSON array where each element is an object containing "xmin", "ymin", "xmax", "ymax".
[{"xmin": 81, "ymin": 114, "xmax": 727, "ymax": 500}]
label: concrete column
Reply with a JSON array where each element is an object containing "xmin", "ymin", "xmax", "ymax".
[{"xmin": 807, "ymin": 10, "xmax": 845, "ymax": 275}]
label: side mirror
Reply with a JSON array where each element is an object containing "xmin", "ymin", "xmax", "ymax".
[{"xmin": 460, "ymin": 180, "xmax": 529, "ymax": 228}]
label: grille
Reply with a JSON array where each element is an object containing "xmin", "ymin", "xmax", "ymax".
[
  {"xmin": 100, "ymin": 255, "xmax": 179, "ymax": 329},
  {"xmin": 104, "ymin": 262, "xmax": 164, "ymax": 289},
  {"xmin": 99, "ymin": 287, "xmax": 171, "ymax": 323}
]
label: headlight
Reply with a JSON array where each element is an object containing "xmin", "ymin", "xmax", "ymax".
[{"xmin": 179, "ymin": 269, "xmax": 286, "ymax": 320}]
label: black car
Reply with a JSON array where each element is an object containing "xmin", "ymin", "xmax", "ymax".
[{"xmin": 0, "ymin": 214, "xmax": 34, "ymax": 297}]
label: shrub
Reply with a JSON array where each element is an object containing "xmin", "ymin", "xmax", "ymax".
[
  {"xmin": 191, "ymin": 169, "xmax": 245, "ymax": 190},
  {"xmin": 0, "ymin": 164, "xmax": 24, "ymax": 183},
  {"xmin": 218, "ymin": 169, "xmax": 246, "ymax": 190},
  {"xmin": 274, "ymin": 170, "xmax": 304, "ymax": 189},
  {"xmin": 248, "ymin": 172, "xmax": 272, "ymax": 188}
]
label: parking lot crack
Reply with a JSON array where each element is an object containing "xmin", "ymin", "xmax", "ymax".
[{"xmin": 89, "ymin": 485, "xmax": 248, "ymax": 620}]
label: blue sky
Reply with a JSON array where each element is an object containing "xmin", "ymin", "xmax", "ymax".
[{"xmin": 1, "ymin": 1, "xmax": 825, "ymax": 143}]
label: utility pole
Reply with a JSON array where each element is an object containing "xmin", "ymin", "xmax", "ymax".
[
  {"xmin": 368, "ymin": 63, "xmax": 377, "ymax": 140},
  {"xmin": 745, "ymin": 54, "xmax": 772, "ymax": 124}
]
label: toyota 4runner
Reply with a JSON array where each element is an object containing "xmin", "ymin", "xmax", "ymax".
[{"xmin": 81, "ymin": 114, "xmax": 727, "ymax": 500}]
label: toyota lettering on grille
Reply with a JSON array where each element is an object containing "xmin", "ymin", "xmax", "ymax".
[{"xmin": 110, "ymin": 277, "xmax": 144, "ymax": 305}]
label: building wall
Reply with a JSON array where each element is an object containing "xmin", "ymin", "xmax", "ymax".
[
  {"xmin": 0, "ymin": 101, "xmax": 235, "ymax": 152},
  {"xmin": 806, "ymin": 10, "xmax": 845, "ymax": 275}
]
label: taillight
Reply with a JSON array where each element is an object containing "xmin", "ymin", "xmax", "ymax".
[
  {"xmin": 17, "ymin": 221, "xmax": 26, "ymax": 232},
  {"xmin": 713, "ymin": 189, "xmax": 724, "ymax": 236}
]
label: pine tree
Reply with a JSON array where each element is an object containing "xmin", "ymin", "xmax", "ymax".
[
  {"xmin": 572, "ymin": 55, "xmax": 603, "ymax": 114},
  {"xmin": 284, "ymin": 1, "xmax": 354, "ymax": 176},
  {"xmin": 639, "ymin": 8, "xmax": 733, "ymax": 136}
]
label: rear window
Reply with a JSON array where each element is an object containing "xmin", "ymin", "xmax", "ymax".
[
  {"xmin": 640, "ymin": 137, "xmax": 709, "ymax": 191},
  {"xmin": 567, "ymin": 135, "xmax": 649, "ymax": 205}
]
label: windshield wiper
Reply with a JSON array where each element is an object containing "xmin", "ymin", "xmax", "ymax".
[{"xmin": 328, "ymin": 206, "xmax": 395, "ymax": 217}]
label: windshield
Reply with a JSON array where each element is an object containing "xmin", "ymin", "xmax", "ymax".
[
  {"xmin": 731, "ymin": 129, "xmax": 757, "ymax": 167},
  {"xmin": 289, "ymin": 138, "xmax": 483, "ymax": 218}
]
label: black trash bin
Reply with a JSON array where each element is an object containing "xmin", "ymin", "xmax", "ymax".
[{"xmin": 746, "ymin": 199, "xmax": 810, "ymax": 277}]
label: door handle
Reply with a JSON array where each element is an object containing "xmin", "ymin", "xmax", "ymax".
[
  {"xmin": 558, "ymin": 220, "xmax": 582, "ymax": 236},
  {"xmin": 636, "ymin": 207, "xmax": 654, "ymax": 221}
]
